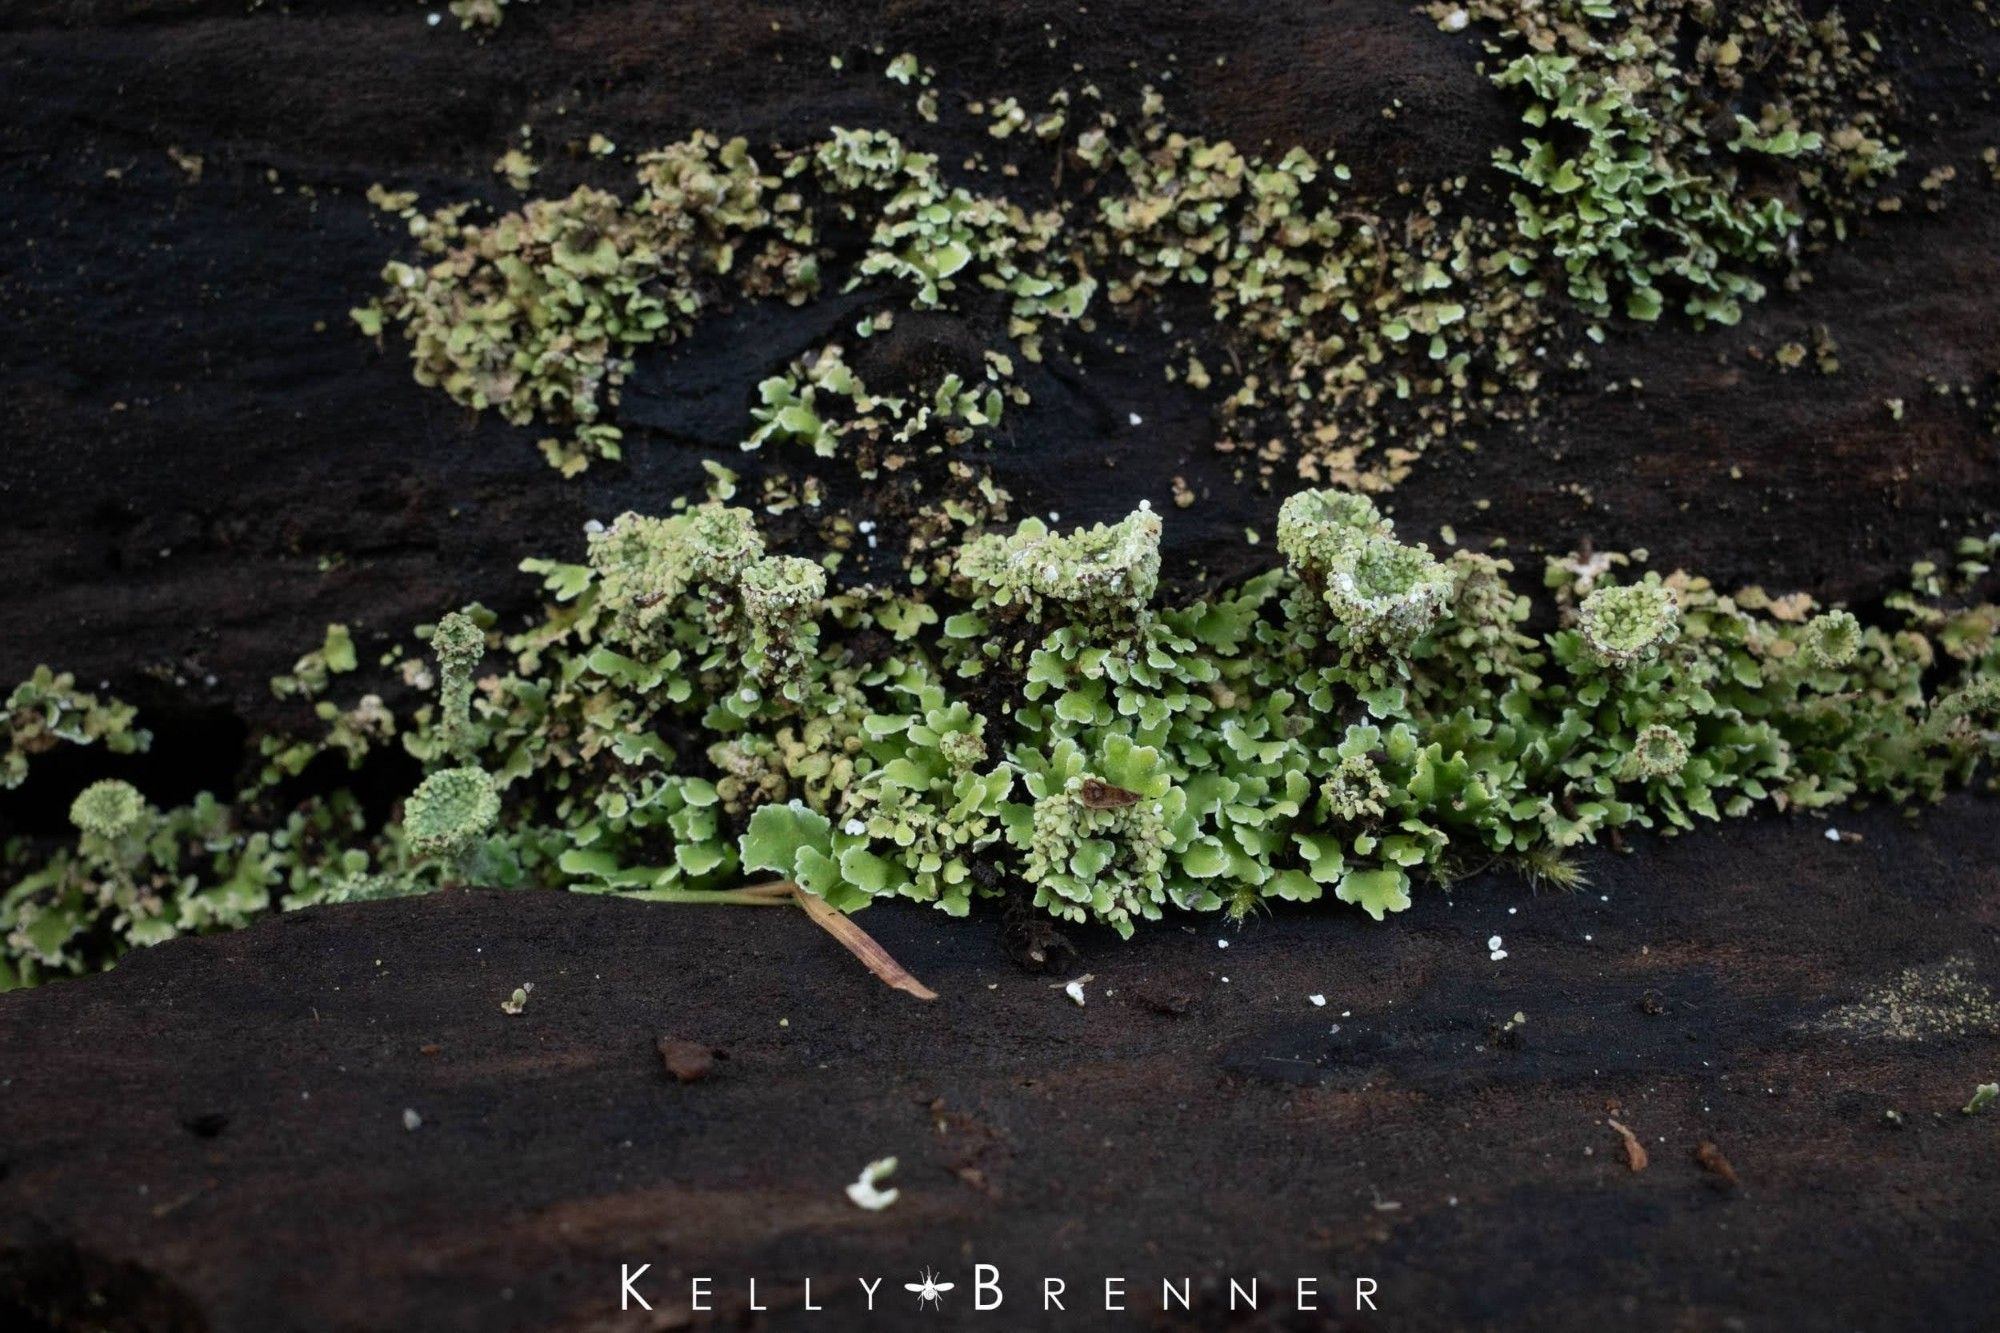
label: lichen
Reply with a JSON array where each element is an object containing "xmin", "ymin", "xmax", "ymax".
[
  {"xmin": 1577, "ymin": 579, "xmax": 1681, "ymax": 669},
  {"xmin": 363, "ymin": 27, "xmax": 1897, "ymax": 491},
  {"xmin": 6, "ymin": 492, "xmax": 1997, "ymax": 982},
  {"xmin": 404, "ymin": 767, "xmax": 501, "ymax": 866}
]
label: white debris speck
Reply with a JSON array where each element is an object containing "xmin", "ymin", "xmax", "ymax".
[
  {"xmin": 1309, "ymin": 994, "xmax": 1327, "ymax": 1007},
  {"xmin": 739, "ymin": 687, "xmax": 758, "ymax": 703},
  {"xmin": 1442, "ymin": 8, "xmax": 1469, "ymax": 32},
  {"xmin": 1064, "ymin": 978, "xmax": 1088, "ymax": 1006},
  {"xmin": 1216, "ymin": 938, "xmax": 1229, "ymax": 949},
  {"xmin": 1128, "ymin": 412, "xmax": 1143, "ymax": 426},
  {"xmin": 402, "ymin": 1108, "xmax": 423, "ymax": 1131},
  {"xmin": 845, "ymin": 1156, "xmax": 900, "ymax": 1211},
  {"xmin": 1487, "ymin": 935, "xmax": 1508, "ymax": 962},
  {"xmin": 844, "ymin": 819, "xmax": 867, "ymax": 836},
  {"xmin": 1824, "ymin": 827, "xmax": 1841, "ymax": 841},
  {"xmin": 583, "ymin": 518, "xmax": 605, "ymax": 535},
  {"xmin": 427, "ymin": 12, "xmax": 442, "ymax": 27}
]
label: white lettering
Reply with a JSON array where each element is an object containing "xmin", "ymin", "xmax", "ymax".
[
  {"xmin": 689, "ymin": 1277, "xmax": 711, "ymax": 1312},
  {"xmin": 748, "ymin": 1278, "xmax": 766, "ymax": 1312},
  {"xmin": 619, "ymin": 1265, "xmax": 650, "ymax": 1312},
  {"xmin": 1162, "ymin": 1278, "xmax": 1191, "ymax": 1310},
  {"xmin": 1230, "ymin": 1278, "xmax": 1258, "ymax": 1310},
  {"xmin": 1104, "ymin": 1277, "xmax": 1125, "ymax": 1311},
  {"xmin": 803, "ymin": 1278, "xmax": 821, "ymax": 1312},
  {"xmin": 1044, "ymin": 1277, "xmax": 1067, "ymax": 1311},
  {"xmin": 975, "ymin": 1264, "xmax": 1003, "ymax": 1311},
  {"xmin": 1297, "ymin": 1277, "xmax": 1318, "ymax": 1311},
  {"xmin": 858, "ymin": 1277, "xmax": 882, "ymax": 1311},
  {"xmin": 1355, "ymin": 1277, "xmax": 1378, "ymax": 1311}
]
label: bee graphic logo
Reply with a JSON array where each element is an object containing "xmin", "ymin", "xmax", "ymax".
[{"xmin": 905, "ymin": 1267, "xmax": 955, "ymax": 1310}]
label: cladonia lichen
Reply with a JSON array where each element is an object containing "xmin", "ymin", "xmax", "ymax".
[{"xmin": 7, "ymin": 496, "xmax": 1994, "ymax": 983}]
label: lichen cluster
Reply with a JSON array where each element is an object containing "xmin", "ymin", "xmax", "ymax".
[
  {"xmin": 0, "ymin": 19, "xmax": 1962, "ymax": 990},
  {"xmin": 1437, "ymin": 0, "xmax": 1901, "ymax": 325},
  {"xmin": 360, "ymin": 8, "xmax": 1900, "ymax": 491},
  {"xmin": 3, "ymin": 668, "xmax": 149, "ymax": 791},
  {"xmin": 7, "ymin": 497, "xmax": 1994, "ymax": 983}
]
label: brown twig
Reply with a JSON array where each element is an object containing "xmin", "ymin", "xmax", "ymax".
[{"xmin": 787, "ymin": 883, "xmax": 939, "ymax": 1002}]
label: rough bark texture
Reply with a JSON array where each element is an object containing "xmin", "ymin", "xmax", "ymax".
[{"xmin": 3, "ymin": 1, "xmax": 2000, "ymax": 1329}]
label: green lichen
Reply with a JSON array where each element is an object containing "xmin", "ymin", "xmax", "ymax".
[
  {"xmin": 431, "ymin": 610, "xmax": 487, "ymax": 762},
  {"xmin": 1805, "ymin": 608, "xmax": 1863, "ymax": 668},
  {"xmin": 69, "ymin": 779, "xmax": 148, "ymax": 843},
  {"xmin": 404, "ymin": 767, "xmax": 501, "ymax": 866},
  {"xmin": 1440, "ymin": 1, "xmax": 1902, "ymax": 326},
  {"xmin": 957, "ymin": 505, "xmax": 1162, "ymax": 630},
  {"xmin": 363, "ymin": 25, "xmax": 1902, "ymax": 496},
  {"xmin": 6, "ymin": 489, "xmax": 1998, "ymax": 983},
  {"xmin": 3, "ymin": 667, "xmax": 150, "ymax": 790},
  {"xmin": 1577, "ymin": 579, "xmax": 1681, "ymax": 669}
]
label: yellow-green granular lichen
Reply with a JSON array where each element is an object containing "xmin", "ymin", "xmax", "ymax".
[{"xmin": 1817, "ymin": 958, "xmax": 2000, "ymax": 1042}]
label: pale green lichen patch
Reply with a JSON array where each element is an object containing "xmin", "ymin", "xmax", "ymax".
[
  {"xmin": 10, "ymin": 495, "xmax": 1993, "ymax": 983},
  {"xmin": 1577, "ymin": 579, "xmax": 1681, "ymax": 669},
  {"xmin": 1435, "ymin": 0, "xmax": 1902, "ymax": 326},
  {"xmin": 957, "ymin": 506, "xmax": 1163, "ymax": 629},
  {"xmin": 363, "ymin": 22, "xmax": 1901, "ymax": 489},
  {"xmin": 404, "ymin": 766, "xmax": 501, "ymax": 864},
  {"xmin": 69, "ymin": 779, "xmax": 148, "ymax": 842},
  {"xmin": 3, "ymin": 667, "xmax": 150, "ymax": 790}
]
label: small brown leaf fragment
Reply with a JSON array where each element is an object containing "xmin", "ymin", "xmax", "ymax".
[
  {"xmin": 657, "ymin": 1037, "xmax": 718, "ymax": 1084},
  {"xmin": 1077, "ymin": 778, "xmax": 1141, "ymax": 809},
  {"xmin": 1607, "ymin": 1118, "xmax": 1649, "ymax": 1173},
  {"xmin": 1694, "ymin": 1139, "xmax": 1739, "ymax": 1189}
]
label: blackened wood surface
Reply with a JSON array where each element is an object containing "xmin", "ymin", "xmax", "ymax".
[{"xmin": 0, "ymin": 798, "xmax": 1996, "ymax": 1332}]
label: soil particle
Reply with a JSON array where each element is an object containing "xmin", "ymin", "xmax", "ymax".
[{"xmin": 656, "ymin": 1036, "xmax": 721, "ymax": 1084}]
